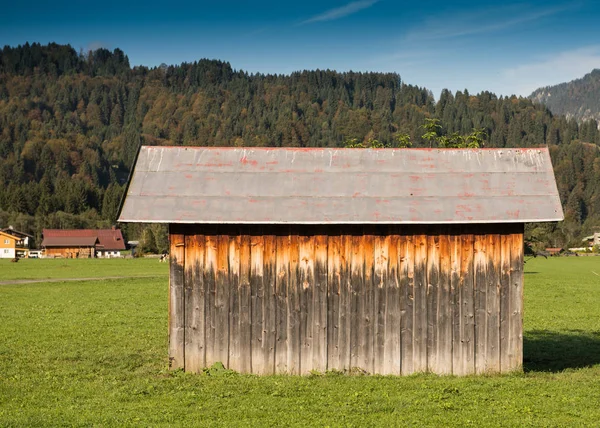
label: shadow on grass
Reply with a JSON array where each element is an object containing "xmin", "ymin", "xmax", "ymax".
[{"xmin": 524, "ymin": 329, "xmax": 600, "ymax": 372}]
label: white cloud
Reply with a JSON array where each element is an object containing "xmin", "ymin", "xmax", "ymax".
[
  {"xmin": 500, "ymin": 46, "xmax": 600, "ymax": 96},
  {"xmin": 300, "ymin": 0, "xmax": 379, "ymax": 25},
  {"xmin": 404, "ymin": 3, "xmax": 572, "ymax": 42}
]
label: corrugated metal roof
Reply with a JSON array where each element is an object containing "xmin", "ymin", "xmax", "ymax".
[
  {"xmin": 118, "ymin": 146, "xmax": 564, "ymax": 224},
  {"xmin": 42, "ymin": 229, "xmax": 126, "ymax": 250}
]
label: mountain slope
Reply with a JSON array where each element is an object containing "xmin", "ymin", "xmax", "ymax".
[{"xmin": 530, "ymin": 69, "xmax": 600, "ymax": 123}]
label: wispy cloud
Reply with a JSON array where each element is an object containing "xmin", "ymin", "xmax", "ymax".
[
  {"xmin": 300, "ymin": 0, "xmax": 379, "ymax": 25},
  {"xmin": 244, "ymin": 26, "xmax": 270, "ymax": 38},
  {"xmin": 404, "ymin": 3, "xmax": 574, "ymax": 41},
  {"xmin": 500, "ymin": 45, "xmax": 600, "ymax": 96}
]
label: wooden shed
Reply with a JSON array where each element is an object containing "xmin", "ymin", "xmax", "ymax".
[{"xmin": 119, "ymin": 147, "xmax": 563, "ymax": 375}]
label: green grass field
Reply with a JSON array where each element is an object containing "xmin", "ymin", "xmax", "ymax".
[
  {"xmin": 0, "ymin": 257, "xmax": 168, "ymax": 281},
  {"xmin": 1, "ymin": 257, "xmax": 599, "ymax": 426}
]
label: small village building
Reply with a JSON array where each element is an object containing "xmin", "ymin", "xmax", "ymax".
[
  {"xmin": 1, "ymin": 226, "xmax": 34, "ymax": 253},
  {"xmin": 0, "ymin": 230, "xmax": 29, "ymax": 258},
  {"xmin": 41, "ymin": 228, "xmax": 126, "ymax": 258},
  {"xmin": 94, "ymin": 228, "xmax": 127, "ymax": 258},
  {"xmin": 119, "ymin": 146, "xmax": 563, "ymax": 376},
  {"xmin": 41, "ymin": 235, "xmax": 98, "ymax": 258},
  {"xmin": 581, "ymin": 232, "xmax": 600, "ymax": 248}
]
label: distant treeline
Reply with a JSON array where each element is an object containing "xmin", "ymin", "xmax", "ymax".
[{"xmin": 1, "ymin": 42, "xmax": 599, "ymax": 248}]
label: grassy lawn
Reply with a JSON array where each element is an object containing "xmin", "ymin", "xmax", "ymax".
[
  {"xmin": 0, "ymin": 257, "xmax": 168, "ymax": 281},
  {"xmin": 1, "ymin": 258, "xmax": 599, "ymax": 426}
]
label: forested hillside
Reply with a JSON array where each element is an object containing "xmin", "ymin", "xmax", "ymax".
[
  {"xmin": 530, "ymin": 69, "xmax": 600, "ymax": 124},
  {"xmin": 1, "ymin": 43, "xmax": 600, "ymax": 249}
]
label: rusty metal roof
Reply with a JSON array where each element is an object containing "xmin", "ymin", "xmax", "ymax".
[
  {"xmin": 118, "ymin": 146, "xmax": 564, "ymax": 224},
  {"xmin": 41, "ymin": 236, "xmax": 99, "ymax": 247},
  {"xmin": 42, "ymin": 229, "xmax": 126, "ymax": 250}
]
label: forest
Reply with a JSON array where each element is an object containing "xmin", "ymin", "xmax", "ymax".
[{"xmin": 1, "ymin": 42, "xmax": 599, "ymax": 250}]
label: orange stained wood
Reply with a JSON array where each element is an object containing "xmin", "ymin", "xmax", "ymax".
[{"xmin": 168, "ymin": 223, "xmax": 525, "ymax": 376}]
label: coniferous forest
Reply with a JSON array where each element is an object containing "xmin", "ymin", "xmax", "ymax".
[{"xmin": 1, "ymin": 43, "xmax": 600, "ymax": 249}]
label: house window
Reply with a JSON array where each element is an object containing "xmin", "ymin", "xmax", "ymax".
[
  {"xmin": 3, "ymin": 249, "xmax": 9, "ymax": 254},
  {"xmin": 4, "ymin": 239, "xmax": 9, "ymax": 244}
]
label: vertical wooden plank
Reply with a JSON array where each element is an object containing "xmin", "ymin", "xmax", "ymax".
[
  {"xmin": 486, "ymin": 233, "xmax": 501, "ymax": 373},
  {"xmin": 313, "ymin": 234, "xmax": 328, "ymax": 372},
  {"xmin": 239, "ymin": 235, "xmax": 252, "ymax": 374},
  {"xmin": 349, "ymin": 234, "xmax": 363, "ymax": 370},
  {"xmin": 250, "ymin": 234, "xmax": 265, "ymax": 374},
  {"xmin": 287, "ymin": 233, "xmax": 301, "ymax": 374},
  {"xmin": 263, "ymin": 234, "xmax": 277, "ymax": 374},
  {"xmin": 184, "ymin": 234, "xmax": 195, "ymax": 371},
  {"xmin": 197, "ymin": 235, "xmax": 207, "ymax": 371},
  {"xmin": 473, "ymin": 232, "xmax": 488, "ymax": 374},
  {"xmin": 450, "ymin": 232, "xmax": 463, "ymax": 375},
  {"xmin": 275, "ymin": 234, "xmax": 290, "ymax": 373},
  {"xmin": 400, "ymin": 234, "xmax": 414, "ymax": 375},
  {"xmin": 360, "ymin": 233, "xmax": 375, "ymax": 373},
  {"xmin": 426, "ymin": 233, "xmax": 440, "ymax": 373},
  {"xmin": 204, "ymin": 233, "xmax": 218, "ymax": 368},
  {"xmin": 373, "ymin": 233, "xmax": 388, "ymax": 374},
  {"xmin": 499, "ymin": 233, "xmax": 511, "ymax": 373},
  {"xmin": 413, "ymin": 232, "xmax": 428, "ymax": 373},
  {"xmin": 338, "ymin": 234, "xmax": 353, "ymax": 371},
  {"xmin": 327, "ymin": 232, "xmax": 341, "ymax": 371},
  {"xmin": 437, "ymin": 232, "xmax": 452, "ymax": 374},
  {"xmin": 461, "ymin": 233, "xmax": 476, "ymax": 375},
  {"xmin": 383, "ymin": 234, "xmax": 401, "ymax": 375},
  {"xmin": 169, "ymin": 227, "xmax": 185, "ymax": 370},
  {"xmin": 185, "ymin": 234, "xmax": 205, "ymax": 372},
  {"xmin": 215, "ymin": 234, "xmax": 230, "ymax": 367},
  {"xmin": 509, "ymin": 229, "xmax": 524, "ymax": 371},
  {"xmin": 228, "ymin": 235, "xmax": 241, "ymax": 372},
  {"xmin": 299, "ymin": 234, "xmax": 315, "ymax": 374}
]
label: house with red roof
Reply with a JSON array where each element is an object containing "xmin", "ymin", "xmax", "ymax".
[{"xmin": 41, "ymin": 228, "xmax": 126, "ymax": 258}]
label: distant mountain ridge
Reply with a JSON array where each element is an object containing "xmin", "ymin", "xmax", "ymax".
[{"xmin": 530, "ymin": 69, "xmax": 600, "ymax": 123}]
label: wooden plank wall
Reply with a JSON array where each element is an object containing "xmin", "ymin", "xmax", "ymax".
[
  {"xmin": 169, "ymin": 224, "xmax": 524, "ymax": 376},
  {"xmin": 44, "ymin": 247, "xmax": 95, "ymax": 258}
]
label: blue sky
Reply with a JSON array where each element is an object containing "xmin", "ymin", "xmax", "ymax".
[{"xmin": 1, "ymin": 0, "xmax": 599, "ymax": 98}]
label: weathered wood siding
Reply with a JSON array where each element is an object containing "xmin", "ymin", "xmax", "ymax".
[
  {"xmin": 169, "ymin": 224, "xmax": 523, "ymax": 375},
  {"xmin": 44, "ymin": 247, "xmax": 95, "ymax": 258}
]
